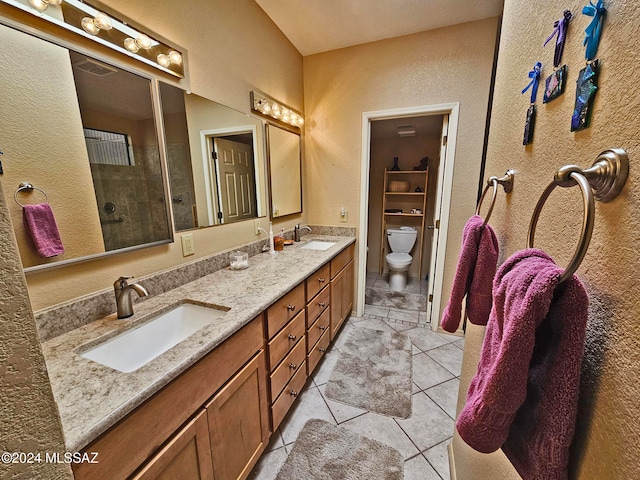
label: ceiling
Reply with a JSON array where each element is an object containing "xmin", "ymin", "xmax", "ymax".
[{"xmin": 255, "ymin": 0, "xmax": 504, "ymax": 56}]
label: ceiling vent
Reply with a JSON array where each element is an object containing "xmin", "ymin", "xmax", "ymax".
[
  {"xmin": 396, "ymin": 124, "xmax": 416, "ymax": 137},
  {"xmin": 73, "ymin": 58, "xmax": 118, "ymax": 77}
]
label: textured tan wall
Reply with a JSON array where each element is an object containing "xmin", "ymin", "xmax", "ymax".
[
  {"xmin": 0, "ymin": 181, "xmax": 72, "ymax": 479},
  {"xmin": 0, "ymin": 25, "xmax": 105, "ymax": 268},
  {"xmin": 303, "ymin": 17, "xmax": 499, "ymax": 315},
  {"xmin": 5, "ymin": 0, "xmax": 304, "ymax": 310},
  {"xmin": 454, "ymin": 1, "xmax": 640, "ymax": 479}
]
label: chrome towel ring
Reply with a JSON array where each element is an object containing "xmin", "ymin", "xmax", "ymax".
[
  {"xmin": 527, "ymin": 148, "xmax": 629, "ymax": 284},
  {"xmin": 476, "ymin": 170, "xmax": 515, "ymax": 226},
  {"xmin": 14, "ymin": 182, "xmax": 49, "ymax": 207}
]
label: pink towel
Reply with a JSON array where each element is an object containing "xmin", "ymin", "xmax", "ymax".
[
  {"xmin": 441, "ymin": 215, "xmax": 498, "ymax": 332},
  {"xmin": 22, "ymin": 203, "xmax": 64, "ymax": 258},
  {"xmin": 456, "ymin": 249, "xmax": 588, "ymax": 480}
]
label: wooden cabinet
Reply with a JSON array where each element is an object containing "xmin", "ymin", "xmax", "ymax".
[
  {"xmin": 131, "ymin": 410, "xmax": 214, "ymax": 480},
  {"xmin": 73, "ymin": 316, "xmax": 266, "ymax": 480},
  {"xmin": 379, "ymin": 169, "xmax": 429, "ymax": 279},
  {"xmin": 330, "ymin": 244, "xmax": 355, "ymax": 340},
  {"xmin": 206, "ymin": 351, "xmax": 269, "ymax": 480},
  {"xmin": 264, "ymin": 283, "xmax": 308, "ymax": 431}
]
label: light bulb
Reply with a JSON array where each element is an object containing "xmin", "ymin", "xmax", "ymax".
[
  {"xmin": 93, "ymin": 13, "xmax": 112, "ymax": 31},
  {"xmin": 136, "ymin": 33, "xmax": 152, "ymax": 49},
  {"xmin": 262, "ymin": 102, "xmax": 271, "ymax": 113},
  {"xmin": 27, "ymin": 0, "xmax": 48, "ymax": 12},
  {"xmin": 297, "ymin": 116, "xmax": 304, "ymax": 126},
  {"xmin": 271, "ymin": 104, "xmax": 281, "ymax": 117},
  {"xmin": 168, "ymin": 51, "xmax": 182, "ymax": 65},
  {"xmin": 81, "ymin": 17, "xmax": 100, "ymax": 35},
  {"xmin": 124, "ymin": 38, "xmax": 139, "ymax": 53},
  {"xmin": 157, "ymin": 54, "xmax": 170, "ymax": 67}
]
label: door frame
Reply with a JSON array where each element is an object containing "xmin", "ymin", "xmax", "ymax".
[
  {"xmin": 199, "ymin": 125, "xmax": 260, "ymax": 225},
  {"xmin": 358, "ymin": 103, "xmax": 459, "ymax": 330}
]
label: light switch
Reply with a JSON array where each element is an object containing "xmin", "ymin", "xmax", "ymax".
[
  {"xmin": 340, "ymin": 207, "xmax": 348, "ymax": 223},
  {"xmin": 181, "ymin": 233, "xmax": 195, "ymax": 256}
]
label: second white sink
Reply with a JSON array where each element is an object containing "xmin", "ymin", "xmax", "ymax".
[
  {"xmin": 80, "ymin": 303, "xmax": 228, "ymax": 373},
  {"xmin": 300, "ymin": 240, "xmax": 336, "ymax": 251}
]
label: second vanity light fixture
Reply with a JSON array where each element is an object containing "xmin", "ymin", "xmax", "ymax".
[
  {"xmin": 5, "ymin": 0, "xmax": 184, "ymax": 77},
  {"xmin": 251, "ymin": 90, "xmax": 304, "ymax": 129}
]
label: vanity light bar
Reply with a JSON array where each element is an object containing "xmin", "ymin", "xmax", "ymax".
[
  {"xmin": 1, "ymin": 0, "xmax": 185, "ymax": 78},
  {"xmin": 251, "ymin": 91, "xmax": 304, "ymax": 128}
]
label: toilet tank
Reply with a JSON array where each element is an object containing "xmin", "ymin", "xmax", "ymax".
[{"xmin": 387, "ymin": 227, "xmax": 417, "ymax": 253}]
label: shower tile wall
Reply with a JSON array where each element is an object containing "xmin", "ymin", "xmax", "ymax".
[
  {"xmin": 166, "ymin": 142, "xmax": 196, "ymax": 231},
  {"xmin": 90, "ymin": 145, "xmax": 169, "ymax": 251}
]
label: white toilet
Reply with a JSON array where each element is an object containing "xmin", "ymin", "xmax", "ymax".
[{"xmin": 385, "ymin": 226, "xmax": 418, "ymax": 292}]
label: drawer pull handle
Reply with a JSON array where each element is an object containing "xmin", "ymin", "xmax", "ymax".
[
  {"xmin": 319, "ymin": 278, "xmax": 326, "ymax": 283},
  {"xmin": 289, "ymin": 363, "xmax": 297, "ymax": 369},
  {"xmin": 319, "ymin": 302, "xmax": 326, "ymax": 307},
  {"xmin": 287, "ymin": 304, "xmax": 296, "ymax": 311},
  {"xmin": 288, "ymin": 334, "xmax": 297, "ymax": 341},
  {"xmin": 290, "ymin": 390, "xmax": 298, "ymax": 397},
  {"xmin": 319, "ymin": 348, "xmax": 326, "ymax": 353},
  {"xmin": 319, "ymin": 325, "xmax": 327, "ymax": 331}
]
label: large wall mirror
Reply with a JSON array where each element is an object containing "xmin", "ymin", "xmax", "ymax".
[
  {"xmin": 267, "ymin": 123, "xmax": 302, "ymax": 219},
  {"xmin": 0, "ymin": 23, "xmax": 173, "ymax": 271},
  {"xmin": 158, "ymin": 83, "xmax": 267, "ymax": 231}
]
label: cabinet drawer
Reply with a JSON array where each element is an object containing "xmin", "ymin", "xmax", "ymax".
[
  {"xmin": 307, "ymin": 327, "xmax": 331, "ymax": 377},
  {"xmin": 305, "ymin": 285, "xmax": 330, "ymax": 327},
  {"xmin": 305, "ymin": 263, "xmax": 330, "ymax": 302},
  {"xmin": 268, "ymin": 310, "xmax": 305, "ymax": 370},
  {"xmin": 330, "ymin": 243, "xmax": 354, "ymax": 278},
  {"xmin": 306, "ymin": 307, "xmax": 330, "ymax": 353},
  {"xmin": 271, "ymin": 361, "xmax": 307, "ymax": 431},
  {"xmin": 266, "ymin": 283, "xmax": 305, "ymax": 339},
  {"xmin": 270, "ymin": 339, "xmax": 306, "ymax": 401}
]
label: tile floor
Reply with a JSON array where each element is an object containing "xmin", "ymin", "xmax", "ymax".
[
  {"xmin": 365, "ymin": 272, "xmax": 430, "ymax": 322},
  {"xmin": 248, "ymin": 311, "xmax": 464, "ymax": 479}
]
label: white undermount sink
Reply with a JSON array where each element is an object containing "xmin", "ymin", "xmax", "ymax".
[
  {"xmin": 79, "ymin": 303, "xmax": 228, "ymax": 373},
  {"xmin": 300, "ymin": 240, "xmax": 336, "ymax": 251}
]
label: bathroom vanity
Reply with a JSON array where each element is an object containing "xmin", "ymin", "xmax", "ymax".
[{"xmin": 40, "ymin": 236, "xmax": 355, "ymax": 480}]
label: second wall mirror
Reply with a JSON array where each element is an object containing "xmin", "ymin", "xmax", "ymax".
[{"xmin": 267, "ymin": 123, "xmax": 302, "ymax": 219}]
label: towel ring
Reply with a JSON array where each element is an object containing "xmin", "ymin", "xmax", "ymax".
[
  {"xmin": 527, "ymin": 148, "xmax": 629, "ymax": 285},
  {"xmin": 14, "ymin": 182, "xmax": 48, "ymax": 207},
  {"xmin": 476, "ymin": 170, "xmax": 515, "ymax": 226}
]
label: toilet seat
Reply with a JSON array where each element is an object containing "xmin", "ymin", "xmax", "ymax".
[{"xmin": 386, "ymin": 252, "xmax": 412, "ymax": 268}]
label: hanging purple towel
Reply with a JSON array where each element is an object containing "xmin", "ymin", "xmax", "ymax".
[
  {"xmin": 456, "ymin": 249, "xmax": 588, "ymax": 480},
  {"xmin": 440, "ymin": 215, "xmax": 498, "ymax": 333},
  {"xmin": 22, "ymin": 203, "xmax": 64, "ymax": 258}
]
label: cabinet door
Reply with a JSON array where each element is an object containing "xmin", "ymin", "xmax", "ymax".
[
  {"xmin": 330, "ymin": 268, "xmax": 345, "ymax": 340},
  {"xmin": 206, "ymin": 350, "xmax": 269, "ymax": 480},
  {"xmin": 330, "ymin": 259, "xmax": 354, "ymax": 340},
  {"xmin": 132, "ymin": 410, "xmax": 214, "ymax": 480}
]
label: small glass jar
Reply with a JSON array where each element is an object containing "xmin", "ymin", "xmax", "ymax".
[
  {"xmin": 274, "ymin": 236, "xmax": 284, "ymax": 251},
  {"xmin": 229, "ymin": 251, "xmax": 249, "ymax": 270}
]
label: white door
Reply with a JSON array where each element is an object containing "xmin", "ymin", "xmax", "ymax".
[
  {"xmin": 212, "ymin": 137, "xmax": 256, "ymax": 224},
  {"xmin": 426, "ymin": 115, "xmax": 449, "ymax": 327}
]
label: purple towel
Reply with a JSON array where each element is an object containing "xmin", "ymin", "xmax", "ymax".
[
  {"xmin": 22, "ymin": 203, "xmax": 64, "ymax": 258},
  {"xmin": 441, "ymin": 215, "xmax": 498, "ymax": 333},
  {"xmin": 456, "ymin": 249, "xmax": 588, "ymax": 480}
]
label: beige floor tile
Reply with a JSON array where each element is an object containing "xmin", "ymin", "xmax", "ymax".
[
  {"xmin": 342, "ymin": 411, "xmax": 420, "ymax": 460},
  {"xmin": 247, "ymin": 446, "xmax": 288, "ymax": 480},
  {"xmin": 395, "ymin": 392, "xmax": 454, "ymax": 451},
  {"xmin": 364, "ymin": 305, "xmax": 391, "ymax": 317},
  {"xmin": 404, "ymin": 327, "xmax": 450, "ymax": 352},
  {"xmin": 426, "ymin": 343, "xmax": 464, "ymax": 376},
  {"xmin": 413, "ymin": 352, "xmax": 455, "ymax": 390},
  {"xmin": 404, "ymin": 453, "xmax": 442, "ymax": 480},
  {"xmin": 388, "ymin": 308, "xmax": 421, "ymax": 322},
  {"xmin": 423, "ymin": 439, "xmax": 452, "ymax": 480},
  {"xmin": 384, "ymin": 319, "xmax": 418, "ymax": 332},
  {"xmin": 426, "ymin": 378, "xmax": 460, "ymax": 419},
  {"xmin": 309, "ymin": 349, "xmax": 340, "ymax": 386},
  {"xmin": 279, "ymin": 387, "xmax": 336, "ymax": 445}
]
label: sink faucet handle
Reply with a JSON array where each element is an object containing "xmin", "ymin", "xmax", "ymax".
[{"xmin": 114, "ymin": 275, "xmax": 134, "ymax": 289}]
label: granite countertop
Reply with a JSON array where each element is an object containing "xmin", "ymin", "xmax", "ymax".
[{"xmin": 41, "ymin": 235, "xmax": 355, "ymax": 452}]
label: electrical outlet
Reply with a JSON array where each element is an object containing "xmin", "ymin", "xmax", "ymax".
[
  {"xmin": 181, "ymin": 233, "xmax": 195, "ymax": 256},
  {"xmin": 254, "ymin": 219, "xmax": 261, "ymax": 236},
  {"xmin": 340, "ymin": 207, "xmax": 348, "ymax": 223}
]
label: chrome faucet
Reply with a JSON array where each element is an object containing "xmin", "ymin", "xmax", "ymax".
[
  {"xmin": 294, "ymin": 224, "xmax": 312, "ymax": 242},
  {"xmin": 114, "ymin": 276, "xmax": 149, "ymax": 319}
]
